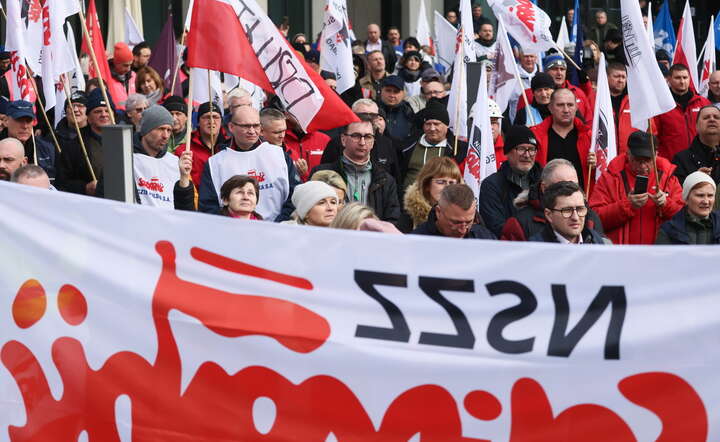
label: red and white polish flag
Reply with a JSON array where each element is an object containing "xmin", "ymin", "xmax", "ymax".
[
  {"xmin": 488, "ymin": 0, "xmax": 555, "ymax": 53},
  {"xmin": 672, "ymin": 0, "xmax": 699, "ymax": 92},
  {"xmin": 591, "ymin": 54, "xmax": 618, "ymax": 181},
  {"xmin": 698, "ymin": 16, "xmax": 716, "ymax": 98}
]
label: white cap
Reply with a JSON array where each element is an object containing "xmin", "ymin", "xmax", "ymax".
[
  {"xmin": 682, "ymin": 171, "xmax": 716, "ymax": 201},
  {"xmin": 291, "ymin": 181, "xmax": 338, "ymax": 219}
]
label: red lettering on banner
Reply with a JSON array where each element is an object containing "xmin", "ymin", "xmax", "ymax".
[
  {"xmin": 41, "ymin": 0, "xmax": 51, "ymax": 46},
  {"xmin": 27, "ymin": 0, "xmax": 42, "ymax": 23},
  {"xmin": 9, "ymin": 51, "xmax": 32, "ymax": 100},
  {"xmin": 1, "ymin": 241, "xmax": 709, "ymax": 440},
  {"xmin": 509, "ymin": 0, "xmax": 538, "ymax": 42},
  {"xmin": 137, "ymin": 177, "xmax": 165, "ymax": 193}
]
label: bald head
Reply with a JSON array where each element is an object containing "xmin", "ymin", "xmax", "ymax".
[
  {"xmin": 367, "ymin": 24, "xmax": 380, "ymax": 43},
  {"xmin": 229, "ymin": 105, "xmax": 261, "ymax": 149},
  {"xmin": 0, "ymin": 137, "xmax": 27, "ymax": 181}
]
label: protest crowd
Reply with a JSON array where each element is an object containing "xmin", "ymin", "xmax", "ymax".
[{"xmin": 3, "ymin": 0, "xmax": 720, "ymax": 246}]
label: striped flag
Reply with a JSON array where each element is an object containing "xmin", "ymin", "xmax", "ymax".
[{"xmin": 591, "ymin": 54, "xmax": 617, "ymax": 181}]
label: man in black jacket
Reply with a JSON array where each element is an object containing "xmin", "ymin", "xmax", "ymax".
[
  {"xmin": 364, "ymin": 24, "xmax": 397, "ymax": 74},
  {"xmin": 313, "ymin": 118, "xmax": 400, "ymax": 224},
  {"xmin": 672, "ymin": 105, "xmax": 720, "ymax": 186},
  {"xmin": 529, "ymin": 181, "xmax": 608, "ymax": 244},
  {"xmin": 479, "ymin": 125, "xmax": 542, "ymax": 236},
  {"xmin": 412, "ymin": 184, "xmax": 495, "ymax": 239}
]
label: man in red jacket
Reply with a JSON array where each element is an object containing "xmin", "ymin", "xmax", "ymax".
[
  {"xmin": 542, "ymin": 55, "xmax": 593, "ymax": 123},
  {"xmin": 654, "ymin": 64, "xmax": 712, "ymax": 161},
  {"xmin": 531, "ymin": 88, "xmax": 595, "ymax": 190},
  {"xmin": 590, "ymin": 131, "xmax": 684, "ymax": 244}
]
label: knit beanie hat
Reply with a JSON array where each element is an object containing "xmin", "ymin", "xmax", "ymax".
[
  {"xmin": 86, "ymin": 87, "xmax": 115, "ymax": 112},
  {"xmin": 503, "ymin": 125, "xmax": 538, "ymax": 154},
  {"xmin": 140, "ymin": 105, "xmax": 174, "ymax": 137},
  {"xmin": 113, "ymin": 42, "xmax": 133, "ymax": 64},
  {"xmin": 531, "ymin": 72, "xmax": 555, "ymax": 91},
  {"xmin": 291, "ymin": 181, "xmax": 338, "ymax": 219},
  {"xmin": 682, "ymin": 171, "xmax": 716, "ymax": 201},
  {"xmin": 421, "ymin": 98, "xmax": 450, "ymax": 126},
  {"xmin": 163, "ymin": 95, "xmax": 187, "ymax": 114},
  {"xmin": 197, "ymin": 101, "xmax": 221, "ymax": 118}
]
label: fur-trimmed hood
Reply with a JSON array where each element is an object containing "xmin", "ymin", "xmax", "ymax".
[{"xmin": 403, "ymin": 182, "xmax": 433, "ymax": 229}]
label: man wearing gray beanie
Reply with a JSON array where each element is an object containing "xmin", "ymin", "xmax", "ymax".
[{"xmin": 130, "ymin": 105, "xmax": 195, "ymax": 210}]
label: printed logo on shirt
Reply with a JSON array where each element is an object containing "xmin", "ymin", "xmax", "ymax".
[
  {"xmin": 247, "ymin": 169, "xmax": 266, "ymax": 183},
  {"xmin": 138, "ymin": 177, "xmax": 165, "ymax": 193}
]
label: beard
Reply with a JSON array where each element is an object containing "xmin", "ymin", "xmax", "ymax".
[{"xmin": 0, "ymin": 170, "xmax": 10, "ymax": 181}]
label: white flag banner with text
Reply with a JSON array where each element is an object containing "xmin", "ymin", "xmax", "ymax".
[
  {"xmin": 489, "ymin": 19, "xmax": 519, "ymax": 113},
  {"xmin": 488, "ymin": 0, "xmax": 555, "ymax": 52},
  {"xmin": 0, "ymin": 183, "xmax": 718, "ymax": 441},
  {"xmin": 698, "ymin": 16, "xmax": 716, "ymax": 98},
  {"xmin": 433, "ymin": 11, "xmax": 457, "ymax": 72},
  {"xmin": 320, "ymin": 0, "xmax": 354, "ymax": 94},
  {"xmin": 466, "ymin": 67, "xmax": 496, "ymax": 201},
  {"xmin": 620, "ymin": 0, "xmax": 675, "ymax": 129},
  {"xmin": 591, "ymin": 54, "xmax": 618, "ymax": 180}
]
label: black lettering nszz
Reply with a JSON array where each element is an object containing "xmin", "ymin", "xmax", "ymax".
[
  {"xmin": 354, "ymin": 270, "xmax": 410, "ymax": 342},
  {"xmin": 417, "ymin": 277, "xmax": 475, "ymax": 349}
]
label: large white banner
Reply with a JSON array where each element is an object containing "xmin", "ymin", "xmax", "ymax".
[{"xmin": 0, "ymin": 182, "xmax": 717, "ymax": 441}]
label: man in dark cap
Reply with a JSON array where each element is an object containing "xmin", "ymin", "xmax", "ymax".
[
  {"xmin": 398, "ymin": 97, "xmax": 467, "ymax": 191},
  {"xmin": 55, "ymin": 88, "xmax": 114, "ymax": 195},
  {"xmin": 377, "ymin": 75, "xmax": 415, "ymax": 142},
  {"xmin": 513, "ymin": 72, "xmax": 554, "ymax": 127},
  {"xmin": 162, "ymin": 95, "xmax": 188, "ymax": 153},
  {"xmin": 1, "ymin": 100, "xmax": 56, "ymax": 181},
  {"xmin": 479, "ymin": 125, "xmax": 543, "ymax": 236},
  {"xmin": 55, "ymin": 91, "xmax": 88, "ymax": 148},
  {"xmin": 590, "ymin": 130, "xmax": 684, "ymax": 244},
  {"xmin": 173, "ymin": 101, "xmax": 226, "ymax": 187}
]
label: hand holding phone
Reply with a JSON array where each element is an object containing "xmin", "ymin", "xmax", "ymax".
[{"xmin": 633, "ymin": 175, "xmax": 648, "ymax": 194}]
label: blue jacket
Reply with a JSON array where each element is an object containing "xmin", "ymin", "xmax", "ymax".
[{"xmin": 479, "ymin": 161, "xmax": 542, "ymax": 237}]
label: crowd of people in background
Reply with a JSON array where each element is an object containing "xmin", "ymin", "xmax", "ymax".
[{"xmin": 2, "ymin": 1, "xmax": 720, "ymax": 245}]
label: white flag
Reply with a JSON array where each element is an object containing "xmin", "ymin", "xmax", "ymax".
[
  {"xmin": 447, "ymin": 45, "xmax": 468, "ymax": 140},
  {"xmin": 672, "ymin": 0, "xmax": 699, "ymax": 91},
  {"xmin": 191, "ymin": 68, "xmax": 224, "ymax": 115},
  {"xmin": 646, "ymin": 1, "xmax": 654, "ymax": 45},
  {"xmin": 488, "ymin": 0, "xmax": 555, "ymax": 53},
  {"xmin": 591, "ymin": 54, "xmax": 618, "ymax": 181},
  {"xmin": 556, "ymin": 18, "xmax": 570, "ymax": 50},
  {"xmin": 65, "ymin": 23, "xmax": 86, "ymax": 94},
  {"xmin": 621, "ymin": 0, "xmax": 675, "ymax": 129},
  {"xmin": 319, "ymin": 0, "xmax": 354, "ymax": 94},
  {"xmin": 4, "ymin": 0, "xmax": 33, "ymax": 101},
  {"xmin": 185, "ymin": 0, "xmax": 195, "ymax": 31},
  {"xmin": 698, "ymin": 16, "xmax": 716, "ymax": 98},
  {"xmin": 465, "ymin": 66, "xmax": 497, "ymax": 202},
  {"xmin": 433, "ymin": 11, "xmax": 457, "ymax": 72},
  {"xmin": 459, "ymin": 0, "xmax": 476, "ymax": 63},
  {"xmin": 489, "ymin": 19, "xmax": 519, "ymax": 113},
  {"xmin": 125, "ymin": 8, "xmax": 145, "ymax": 47},
  {"xmin": 416, "ymin": 0, "xmax": 432, "ymax": 49}
]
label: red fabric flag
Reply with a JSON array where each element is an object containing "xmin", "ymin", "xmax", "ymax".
[
  {"xmin": 671, "ymin": 0, "xmax": 699, "ymax": 92},
  {"xmin": 80, "ymin": 0, "xmax": 112, "ymax": 84},
  {"xmin": 186, "ymin": 0, "xmax": 358, "ymax": 132}
]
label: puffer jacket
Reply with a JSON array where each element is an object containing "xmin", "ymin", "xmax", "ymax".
[{"xmin": 655, "ymin": 92, "xmax": 711, "ymax": 161}]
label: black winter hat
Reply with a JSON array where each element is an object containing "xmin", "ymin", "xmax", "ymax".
[
  {"xmin": 531, "ymin": 72, "xmax": 555, "ymax": 91},
  {"xmin": 421, "ymin": 98, "xmax": 449, "ymax": 126},
  {"xmin": 503, "ymin": 125, "xmax": 538, "ymax": 154},
  {"xmin": 197, "ymin": 101, "xmax": 221, "ymax": 118},
  {"xmin": 163, "ymin": 95, "xmax": 187, "ymax": 114}
]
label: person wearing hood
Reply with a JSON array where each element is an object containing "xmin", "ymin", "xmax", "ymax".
[
  {"xmin": 513, "ymin": 72, "xmax": 554, "ymax": 128},
  {"xmin": 655, "ymin": 172, "xmax": 720, "ymax": 244},
  {"xmin": 397, "ymin": 51, "xmax": 432, "ymax": 98},
  {"xmin": 106, "ymin": 42, "xmax": 137, "ymax": 110}
]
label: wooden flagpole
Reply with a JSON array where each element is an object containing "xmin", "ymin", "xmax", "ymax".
[
  {"xmin": 78, "ymin": 8, "xmax": 116, "ymax": 125},
  {"xmin": 185, "ymin": 73, "xmax": 194, "ymax": 154},
  {"xmin": 509, "ymin": 55, "xmax": 535, "ymax": 126},
  {"xmin": 62, "ymin": 78, "xmax": 97, "ymax": 182},
  {"xmin": 208, "ymin": 69, "xmax": 215, "ymax": 153},
  {"xmin": 25, "ymin": 69, "xmax": 62, "ymax": 153},
  {"xmin": 30, "ymin": 131, "xmax": 37, "ymax": 166},
  {"xmin": 552, "ymin": 43, "xmax": 582, "ymax": 71},
  {"xmin": 452, "ymin": 39, "xmax": 465, "ymax": 157}
]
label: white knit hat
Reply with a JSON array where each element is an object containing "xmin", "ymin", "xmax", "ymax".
[
  {"xmin": 682, "ymin": 171, "xmax": 716, "ymax": 201},
  {"xmin": 291, "ymin": 181, "xmax": 338, "ymax": 219}
]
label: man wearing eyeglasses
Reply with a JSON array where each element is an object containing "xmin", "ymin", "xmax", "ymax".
[
  {"xmin": 412, "ymin": 184, "xmax": 495, "ymax": 239},
  {"xmin": 479, "ymin": 125, "xmax": 543, "ymax": 237},
  {"xmin": 529, "ymin": 181, "xmax": 608, "ymax": 244},
  {"xmin": 174, "ymin": 102, "xmax": 228, "ymax": 187},
  {"xmin": 199, "ymin": 105, "xmax": 299, "ymax": 221},
  {"xmin": 313, "ymin": 118, "xmax": 400, "ymax": 224},
  {"xmin": 406, "ymin": 71, "xmax": 446, "ymax": 113}
]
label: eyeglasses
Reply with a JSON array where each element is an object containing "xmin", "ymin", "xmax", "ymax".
[
  {"xmin": 515, "ymin": 146, "xmax": 538, "ymax": 155},
  {"xmin": 549, "ymin": 206, "xmax": 588, "ymax": 218},
  {"xmin": 356, "ymin": 112, "xmax": 380, "ymax": 120},
  {"xmin": 432, "ymin": 179, "xmax": 457, "ymax": 186},
  {"xmin": 344, "ymin": 132, "xmax": 375, "ymax": 142},
  {"xmin": 231, "ymin": 122, "xmax": 261, "ymax": 130}
]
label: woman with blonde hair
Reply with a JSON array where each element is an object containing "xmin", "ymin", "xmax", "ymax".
[
  {"xmin": 399, "ymin": 156, "xmax": 462, "ymax": 232},
  {"xmin": 282, "ymin": 181, "xmax": 339, "ymax": 227},
  {"xmin": 310, "ymin": 169, "xmax": 348, "ymax": 207},
  {"xmin": 331, "ymin": 203, "xmax": 401, "ymax": 233}
]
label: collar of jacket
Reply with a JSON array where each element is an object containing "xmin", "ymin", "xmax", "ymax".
[{"xmin": 133, "ymin": 132, "xmax": 168, "ymax": 158}]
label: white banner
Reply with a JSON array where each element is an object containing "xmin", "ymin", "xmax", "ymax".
[
  {"xmin": 433, "ymin": 10, "xmax": 456, "ymax": 72},
  {"xmin": 0, "ymin": 183, "xmax": 718, "ymax": 441},
  {"xmin": 488, "ymin": 0, "xmax": 555, "ymax": 53},
  {"xmin": 466, "ymin": 66, "xmax": 496, "ymax": 202},
  {"xmin": 489, "ymin": 19, "xmax": 519, "ymax": 113},
  {"xmin": 591, "ymin": 54, "xmax": 618, "ymax": 180}
]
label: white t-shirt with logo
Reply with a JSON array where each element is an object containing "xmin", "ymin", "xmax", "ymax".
[
  {"xmin": 133, "ymin": 153, "xmax": 180, "ymax": 209},
  {"xmin": 208, "ymin": 142, "xmax": 289, "ymax": 221}
]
